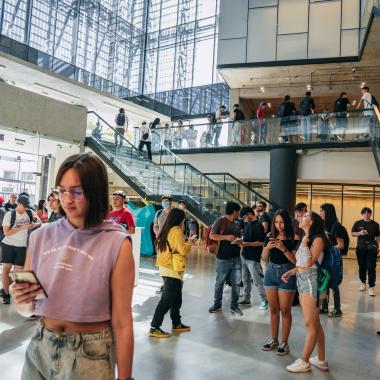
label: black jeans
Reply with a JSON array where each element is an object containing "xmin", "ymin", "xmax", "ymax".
[
  {"xmin": 151, "ymin": 277, "xmax": 183, "ymax": 328},
  {"xmin": 322, "ymin": 286, "xmax": 341, "ymax": 311},
  {"xmin": 356, "ymin": 248, "xmax": 377, "ymax": 287},
  {"xmin": 138, "ymin": 140, "xmax": 152, "ymax": 160}
]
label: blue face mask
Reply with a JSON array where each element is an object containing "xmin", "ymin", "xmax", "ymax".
[{"xmin": 162, "ymin": 201, "xmax": 170, "ymax": 209}]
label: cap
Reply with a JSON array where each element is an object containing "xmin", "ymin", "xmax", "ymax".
[
  {"xmin": 0, "ymin": 196, "xmax": 4, "ymax": 205},
  {"xmin": 17, "ymin": 194, "xmax": 31, "ymax": 208},
  {"xmin": 113, "ymin": 190, "xmax": 127, "ymax": 199},
  {"xmin": 161, "ymin": 195, "xmax": 173, "ymax": 201}
]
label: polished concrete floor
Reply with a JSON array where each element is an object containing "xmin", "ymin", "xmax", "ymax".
[{"xmin": 1, "ymin": 249, "xmax": 379, "ymax": 380}]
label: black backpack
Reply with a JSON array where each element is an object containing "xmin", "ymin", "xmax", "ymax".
[
  {"xmin": 10, "ymin": 209, "xmax": 34, "ymax": 227},
  {"xmin": 371, "ymin": 95, "xmax": 379, "ymax": 108},
  {"xmin": 116, "ymin": 113, "xmax": 125, "ymax": 126},
  {"xmin": 300, "ymin": 97, "xmax": 313, "ymax": 116},
  {"xmin": 331, "ymin": 221, "xmax": 349, "ymax": 256},
  {"xmin": 235, "ymin": 109, "xmax": 245, "ymax": 121}
]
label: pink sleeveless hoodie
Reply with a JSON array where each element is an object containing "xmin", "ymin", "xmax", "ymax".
[{"xmin": 29, "ymin": 218, "xmax": 130, "ymax": 323}]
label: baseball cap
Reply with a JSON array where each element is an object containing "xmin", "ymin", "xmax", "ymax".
[
  {"xmin": 17, "ymin": 194, "xmax": 31, "ymax": 208},
  {"xmin": 161, "ymin": 195, "xmax": 173, "ymax": 201},
  {"xmin": 113, "ymin": 190, "xmax": 127, "ymax": 199}
]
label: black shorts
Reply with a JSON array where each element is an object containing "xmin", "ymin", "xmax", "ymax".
[{"xmin": 0, "ymin": 243, "xmax": 27, "ymax": 266}]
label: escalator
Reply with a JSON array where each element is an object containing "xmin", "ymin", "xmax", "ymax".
[{"xmin": 85, "ymin": 111, "xmax": 244, "ymax": 226}]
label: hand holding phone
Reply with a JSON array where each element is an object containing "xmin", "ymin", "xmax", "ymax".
[
  {"xmin": 231, "ymin": 237, "xmax": 243, "ymax": 245},
  {"xmin": 189, "ymin": 235, "xmax": 198, "ymax": 241},
  {"xmin": 9, "ymin": 271, "xmax": 47, "ymax": 300}
]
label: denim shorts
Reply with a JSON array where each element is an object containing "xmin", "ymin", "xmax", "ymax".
[
  {"xmin": 297, "ymin": 269, "xmax": 318, "ymax": 300},
  {"xmin": 22, "ymin": 321, "xmax": 115, "ymax": 380},
  {"xmin": 264, "ymin": 262, "xmax": 297, "ymax": 292}
]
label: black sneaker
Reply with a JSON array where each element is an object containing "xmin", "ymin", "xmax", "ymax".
[
  {"xmin": 238, "ymin": 300, "xmax": 251, "ymax": 306},
  {"xmin": 328, "ymin": 309, "xmax": 343, "ymax": 318},
  {"xmin": 262, "ymin": 338, "xmax": 279, "ymax": 351},
  {"xmin": 0, "ymin": 289, "xmax": 10, "ymax": 305},
  {"xmin": 230, "ymin": 306, "xmax": 243, "ymax": 316},
  {"xmin": 320, "ymin": 307, "xmax": 329, "ymax": 314},
  {"xmin": 276, "ymin": 341, "xmax": 289, "ymax": 356},
  {"xmin": 208, "ymin": 304, "xmax": 222, "ymax": 313}
]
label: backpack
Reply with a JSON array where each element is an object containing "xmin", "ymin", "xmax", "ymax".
[
  {"xmin": 116, "ymin": 113, "xmax": 125, "ymax": 126},
  {"xmin": 371, "ymin": 95, "xmax": 379, "ymax": 108},
  {"xmin": 300, "ymin": 97, "xmax": 313, "ymax": 116},
  {"xmin": 331, "ymin": 221, "xmax": 349, "ymax": 256},
  {"xmin": 10, "ymin": 209, "xmax": 34, "ymax": 227},
  {"xmin": 320, "ymin": 245, "xmax": 343, "ymax": 288},
  {"xmin": 235, "ymin": 109, "xmax": 245, "ymax": 121},
  {"xmin": 205, "ymin": 217, "xmax": 227, "ymax": 255},
  {"xmin": 278, "ymin": 103, "xmax": 286, "ymax": 117}
]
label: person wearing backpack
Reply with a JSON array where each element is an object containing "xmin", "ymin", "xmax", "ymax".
[
  {"xmin": 0, "ymin": 195, "xmax": 40, "ymax": 304},
  {"xmin": 114, "ymin": 108, "xmax": 128, "ymax": 148},
  {"xmin": 232, "ymin": 104, "xmax": 245, "ymax": 146},
  {"xmin": 300, "ymin": 91, "xmax": 316, "ymax": 142},
  {"xmin": 333, "ymin": 92, "xmax": 350, "ymax": 140},
  {"xmin": 319, "ymin": 203, "xmax": 346, "ymax": 317},
  {"xmin": 278, "ymin": 95, "xmax": 297, "ymax": 143},
  {"xmin": 208, "ymin": 201, "xmax": 243, "ymax": 316},
  {"xmin": 351, "ymin": 207, "xmax": 380, "ymax": 297},
  {"xmin": 282, "ymin": 212, "xmax": 329, "ymax": 373}
]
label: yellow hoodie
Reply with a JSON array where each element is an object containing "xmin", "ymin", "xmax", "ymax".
[{"xmin": 156, "ymin": 226, "xmax": 193, "ymax": 280}]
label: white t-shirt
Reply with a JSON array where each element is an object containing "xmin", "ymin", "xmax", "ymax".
[
  {"xmin": 140, "ymin": 124, "xmax": 152, "ymax": 142},
  {"xmin": 361, "ymin": 92, "xmax": 374, "ymax": 116},
  {"xmin": 2, "ymin": 210, "xmax": 33, "ymax": 247}
]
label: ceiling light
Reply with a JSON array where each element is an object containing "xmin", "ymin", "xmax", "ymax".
[{"xmin": 260, "ymin": 87, "xmax": 265, "ymax": 93}]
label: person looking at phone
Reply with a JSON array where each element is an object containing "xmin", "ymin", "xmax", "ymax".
[
  {"xmin": 261, "ymin": 209, "xmax": 297, "ymax": 356},
  {"xmin": 282, "ymin": 212, "xmax": 329, "ymax": 373},
  {"xmin": 238, "ymin": 206, "xmax": 268, "ymax": 310},
  {"xmin": 150, "ymin": 208, "xmax": 195, "ymax": 338},
  {"xmin": 352, "ymin": 207, "xmax": 380, "ymax": 296},
  {"xmin": 208, "ymin": 201, "xmax": 243, "ymax": 316},
  {"xmin": 0, "ymin": 195, "xmax": 40, "ymax": 305},
  {"xmin": 11, "ymin": 153, "xmax": 135, "ymax": 380}
]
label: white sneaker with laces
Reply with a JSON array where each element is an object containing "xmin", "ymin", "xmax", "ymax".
[
  {"xmin": 286, "ymin": 359, "xmax": 311, "ymax": 373},
  {"xmin": 360, "ymin": 283, "xmax": 366, "ymax": 291},
  {"xmin": 369, "ymin": 287, "xmax": 376, "ymax": 297},
  {"xmin": 309, "ymin": 356, "xmax": 329, "ymax": 371}
]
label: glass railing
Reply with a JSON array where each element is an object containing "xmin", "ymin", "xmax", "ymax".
[
  {"xmin": 86, "ymin": 111, "xmax": 246, "ymax": 225},
  {"xmin": 370, "ymin": 106, "xmax": 380, "ymax": 175},
  {"xmin": 205, "ymin": 173, "xmax": 275, "ymax": 211},
  {"xmin": 145, "ymin": 109, "xmax": 373, "ymax": 151}
]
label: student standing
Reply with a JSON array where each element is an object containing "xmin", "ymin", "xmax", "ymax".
[{"xmin": 351, "ymin": 207, "xmax": 380, "ymax": 296}]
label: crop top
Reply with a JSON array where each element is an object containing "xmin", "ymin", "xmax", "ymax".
[
  {"xmin": 296, "ymin": 244, "xmax": 324, "ymax": 268},
  {"xmin": 29, "ymin": 218, "xmax": 130, "ymax": 323}
]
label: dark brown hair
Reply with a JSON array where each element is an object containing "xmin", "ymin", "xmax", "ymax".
[
  {"xmin": 156, "ymin": 208, "xmax": 186, "ymax": 252},
  {"xmin": 55, "ymin": 153, "xmax": 108, "ymax": 228}
]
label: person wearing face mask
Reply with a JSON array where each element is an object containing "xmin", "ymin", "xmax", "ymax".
[{"xmin": 153, "ymin": 195, "xmax": 173, "ymax": 238}]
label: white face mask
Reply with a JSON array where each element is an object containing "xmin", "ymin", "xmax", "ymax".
[{"xmin": 162, "ymin": 201, "xmax": 170, "ymax": 209}]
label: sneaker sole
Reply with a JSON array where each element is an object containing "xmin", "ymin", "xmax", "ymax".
[
  {"xmin": 286, "ymin": 366, "xmax": 311, "ymax": 373},
  {"xmin": 310, "ymin": 362, "xmax": 329, "ymax": 371},
  {"xmin": 262, "ymin": 346, "xmax": 277, "ymax": 351},
  {"xmin": 172, "ymin": 328, "xmax": 191, "ymax": 333},
  {"xmin": 276, "ymin": 350, "xmax": 289, "ymax": 356},
  {"xmin": 209, "ymin": 308, "xmax": 222, "ymax": 313},
  {"xmin": 149, "ymin": 333, "xmax": 171, "ymax": 338},
  {"xmin": 229, "ymin": 309, "xmax": 243, "ymax": 316}
]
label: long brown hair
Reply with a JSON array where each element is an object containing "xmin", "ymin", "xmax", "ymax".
[
  {"xmin": 55, "ymin": 153, "xmax": 109, "ymax": 228},
  {"xmin": 156, "ymin": 208, "xmax": 186, "ymax": 252}
]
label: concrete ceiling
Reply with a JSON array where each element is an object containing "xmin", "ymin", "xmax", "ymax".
[
  {"xmin": 219, "ymin": 12, "xmax": 380, "ymax": 101},
  {"xmin": 0, "ymin": 52, "xmax": 169, "ymax": 128}
]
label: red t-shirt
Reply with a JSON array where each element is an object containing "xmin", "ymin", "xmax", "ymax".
[{"xmin": 108, "ymin": 208, "xmax": 135, "ymax": 228}]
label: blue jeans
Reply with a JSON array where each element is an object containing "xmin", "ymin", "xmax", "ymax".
[
  {"xmin": 22, "ymin": 321, "xmax": 114, "ymax": 380},
  {"xmin": 301, "ymin": 116, "xmax": 312, "ymax": 141},
  {"xmin": 241, "ymin": 256, "xmax": 267, "ymax": 302},
  {"xmin": 213, "ymin": 257, "xmax": 242, "ymax": 308}
]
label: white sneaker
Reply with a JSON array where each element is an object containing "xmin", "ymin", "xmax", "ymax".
[
  {"xmin": 309, "ymin": 356, "xmax": 329, "ymax": 371},
  {"xmin": 360, "ymin": 283, "xmax": 366, "ymax": 291},
  {"xmin": 286, "ymin": 359, "xmax": 311, "ymax": 373},
  {"xmin": 369, "ymin": 287, "xmax": 376, "ymax": 297}
]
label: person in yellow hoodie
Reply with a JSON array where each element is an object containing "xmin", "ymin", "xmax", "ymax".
[{"xmin": 150, "ymin": 208, "xmax": 196, "ymax": 338}]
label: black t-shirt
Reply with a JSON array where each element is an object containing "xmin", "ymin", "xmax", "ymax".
[
  {"xmin": 352, "ymin": 219, "xmax": 380, "ymax": 249},
  {"xmin": 234, "ymin": 108, "xmax": 245, "ymax": 121},
  {"xmin": 259, "ymin": 212, "xmax": 271, "ymax": 232},
  {"xmin": 326, "ymin": 222, "xmax": 348, "ymax": 255},
  {"xmin": 242, "ymin": 220, "xmax": 265, "ymax": 262},
  {"xmin": 264, "ymin": 236, "xmax": 297, "ymax": 265},
  {"xmin": 300, "ymin": 96, "xmax": 315, "ymax": 116},
  {"xmin": 212, "ymin": 216, "xmax": 241, "ymax": 260},
  {"xmin": 334, "ymin": 97, "xmax": 350, "ymax": 113}
]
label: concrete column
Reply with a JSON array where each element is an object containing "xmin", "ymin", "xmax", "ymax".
[{"xmin": 269, "ymin": 148, "xmax": 297, "ymax": 214}]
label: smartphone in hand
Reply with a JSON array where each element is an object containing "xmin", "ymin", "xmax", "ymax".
[{"xmin": 9, "ymin": 271, "xmax": 48, "ymax": 299}]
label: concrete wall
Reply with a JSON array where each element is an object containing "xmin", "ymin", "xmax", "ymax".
[
  {"xmin": 178, "ymin": 149, "xmax": 379, "ymax": 183},
  {"xmin": 0, "ymin": 82, "xmax": 87, "ymax": 143}
]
